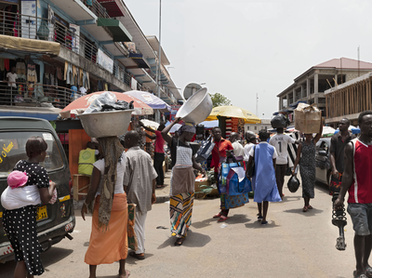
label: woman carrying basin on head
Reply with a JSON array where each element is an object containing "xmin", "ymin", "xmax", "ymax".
[
  {"xmin": 162, "ymin": 117, "xmax": 205, "ymax": 246},
  {"xmin": 81, "ymin": 136, "xmax": 130, "ymax": 278}
]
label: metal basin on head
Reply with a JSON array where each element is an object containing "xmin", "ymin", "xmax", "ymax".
[
  {"xmin": 176, "ymin": 88, "xmax": 212, "ymax": 125},
  {"xmin": 78, "ymin": 110, "xmax": 132, "ymax": 138}
]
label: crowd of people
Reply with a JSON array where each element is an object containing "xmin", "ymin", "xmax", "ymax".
[{"xmin": 1, "ymin": 111, "xmax": 372, "ymax": 278}]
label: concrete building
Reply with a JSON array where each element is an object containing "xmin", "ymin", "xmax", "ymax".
[
  {"xmin": 277, "ymin": 57, "xmax": 372, "ymax": 118},
  {"xmin": 0, "ymin": 0, "xmax": 182, "ymax": 120},
  {"xmin": 244, "ymin": 118, "xmax": 271, "ymax": 133}
]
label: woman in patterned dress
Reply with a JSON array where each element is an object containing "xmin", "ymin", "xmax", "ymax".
[
  {"xmin": 162, "ymin": 118, "xmax": 205, "ymax": 246},
  {"xmin": 292, "ymin": 121, "xmax": 323, "ymax": 212},
  {"xmin": 2, "ymin": 136, "xmax": 56, "ymax": 277}
]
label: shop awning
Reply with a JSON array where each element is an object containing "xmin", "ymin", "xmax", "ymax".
[
  {"xmin": 0, "ymin": 106, "xmax": 61, "ymax": 121},
  {"xmin": 0, "ymin": 35, "xmax": 60, "ymax": 56},
  {"xmin": 98, "ymin": 0, "xmax": 124, "ymax": 17},
  {"xmin": 97, "ymin": 18, "xmax": 132, "ymax": 42},
  {"xmin": 123, "ymin": 90, "xmax": 171, "ymax": 111},
  {"xmin": 128, "ymin": 53, "xmax": 150, "ymax": 68}
]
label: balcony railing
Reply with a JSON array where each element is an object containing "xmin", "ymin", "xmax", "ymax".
[
  {"xmin": 0, "ymin": 9, "xmax": 133, "ymax": 90},
  {"xmin": 0, "ymin": 81, "xmax": 74, "ymax": 109}
]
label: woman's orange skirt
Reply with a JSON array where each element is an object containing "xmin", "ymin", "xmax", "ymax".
[{"xmin": 84, "ymin": 193, "xmax": 128, "ymax": 265}]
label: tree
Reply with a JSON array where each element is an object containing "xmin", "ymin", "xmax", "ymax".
[{"xmin": 210, "ymin": 92, "xmax": 231, "ymax": 107}]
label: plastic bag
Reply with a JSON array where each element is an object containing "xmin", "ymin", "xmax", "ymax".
[
  {"xmin": 195, "ymin": 135, "xmax": 215, "ymax": 163},
  {"xmin": 84, "ymin": 92, "xmax": 133, "ymax": 114},
  {"xmin": 287, "ymin": 175, "xmax": 300, "ymax": 193},
  {"xmin": 271, "ymin": 114, "xmax": 289, "ymax": 128}
]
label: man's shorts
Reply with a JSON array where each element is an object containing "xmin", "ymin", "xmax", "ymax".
[{"xmin": 347, "ymin": 203, "xmax": 372, "ymax": 236}]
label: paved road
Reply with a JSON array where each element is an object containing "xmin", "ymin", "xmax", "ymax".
[{"xmin": 1, "ymin": 175, "xmax": 371, "ymax": 278}]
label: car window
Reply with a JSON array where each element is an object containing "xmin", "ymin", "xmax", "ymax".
[{"xmin": 0, "ymin": 131, "xmax": 65, "ymax": 178}]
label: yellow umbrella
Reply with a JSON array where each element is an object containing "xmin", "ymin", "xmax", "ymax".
[{"xmin": 205, "ymin": 105, "xmax": 261, "ymax": 124}]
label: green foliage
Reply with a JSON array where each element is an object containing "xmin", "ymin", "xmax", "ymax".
[{"xmin": 210, "ymin": 92, "xmax": 231, "ymax": 107}]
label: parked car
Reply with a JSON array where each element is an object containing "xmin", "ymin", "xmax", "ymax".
[
  {"xmin": 315, "ymin": 137, "xmax": 332, "ymax": 186},
  {"xmin": 0, "ymin": 117, "xmax": 75, "ymax": 263}
]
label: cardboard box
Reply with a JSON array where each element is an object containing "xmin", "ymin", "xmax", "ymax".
[{"xmin": 294, "ymin": 103, "xmax": 321, "ymax": 134}]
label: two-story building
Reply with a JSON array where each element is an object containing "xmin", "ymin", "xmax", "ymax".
[
  {"xmin": 276, "ymin": 57, "xmax": 372, "ymax": 120},
  {"xmin": 0, "ymin": 0, "xmax": 182, "ymax": 120}
]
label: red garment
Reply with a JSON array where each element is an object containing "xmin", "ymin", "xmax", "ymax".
[
  {"xmin": 154, "ymin": 130, "xmax": 165, "ymax": 153},
  {"xmin": 348, "ymin": 139, "xmax": 372, "ymax": 204},
  {"xmin": 211, "ymin": 138, "xmax": 233, "ymax": 174}
]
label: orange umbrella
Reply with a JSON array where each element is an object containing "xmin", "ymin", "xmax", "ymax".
[{"xmin": 61, "ymin": 91, "xmax": 153, "ymax": 116}]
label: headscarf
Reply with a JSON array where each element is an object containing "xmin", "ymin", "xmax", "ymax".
[{"xmin": 93, "ymin": 136, "xmax": 125, "ymax": 231}]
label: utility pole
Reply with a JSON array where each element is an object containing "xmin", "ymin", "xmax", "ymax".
[
  {"xmin": 256, "ymin": 93, "xmax": 259, "ymax": 117},
  {"xmin": 156, "ymin": 0, "xmax": 162, "ymax": 122}
]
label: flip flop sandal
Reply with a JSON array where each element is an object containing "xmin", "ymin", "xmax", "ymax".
[
  {"xmin": 174, "ymin": 237, "xmax": 185, "ymax": 246},
  {"xmin": 307, "ymin": 205, "xmax": 314, "ymax": 209},
  {"xmin": 218, "ymin": 215, "xmax": 228, "ymax": 222},
  {"xmin": 303, "ymin": 206, "xmax": 308, "ymax": 212},
  {"xmin": 261, "ymin": 220, "xmax": 268, "ymax": 225},
  {"xmin": 213, "ymin": 212, "xmax": 222, "ymax": 218},
  {"xmin": 257, "ymin": 214, "xmax": 263, "ymax": 221}
]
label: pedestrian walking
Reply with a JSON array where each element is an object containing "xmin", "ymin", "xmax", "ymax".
[
  {"xmin": 81, "ymin": 137, "xmax": 130, "ymax": 278},
  {"xmin": 212, "ymin": 127, "xmax": 249, "ymax": 222},
  {"xmin": 269, "ymin": 127, "xmax": 299, "ymax": 199},
  {"xmin": 329, "ymin": 118, "xmax": 355, "ymax": 195},
  {"xmin": 1, "ymin": 136, "xmax": 56, "ymax": 278},
  {"xmin": 246, "ymin": 129, "xmax": 281, "ymax": 224},
  {"xmin": 140, "ymin": 122, "xmax": 166, "ymax": 188},
  {"xmin": 292, "ymin": 119, "xmax": 323, "ymax": 212},
  {"xmin": 243, "ymin": 131, "xmax": 257, "ymax": 166},
  {"xmin": 123, "ymin": 131, "xmax": 158, "ymax": 260},
  {"xmin": 162, "ymin": 118, "xmax": 205, "ymax": 246},
  {"xmin": 334, "ymin": 111, "xmax": 372, "ymax": 278},
  {"xmin": 230, "ymin": 132, "xmax": 245, "ymax": 163}
]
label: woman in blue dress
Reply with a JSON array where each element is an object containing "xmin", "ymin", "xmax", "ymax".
[{"xmin": 246, "ymin": 129, "xmax": 281, "ymax": 224}]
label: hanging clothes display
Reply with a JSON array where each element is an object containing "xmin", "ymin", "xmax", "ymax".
[{"xmin": 27, "ymin": 62, "xmax": 37, "ymax": 98}]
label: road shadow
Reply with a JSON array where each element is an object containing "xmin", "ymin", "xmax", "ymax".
[
  {"xmin": 283, "ymin": 207, "xmax": 324, "ymax": 216},
  {"xmin": 157, "ymin": 230, "xmax": 211, "ymax": 249},
  {"xmin": 218, "ymin": 213, "xmax": 251, "ymax": 225},
  {"xmin": 125, "ymin": 252, "xmax": 155, "ymax": 265},
  {"xmin": 0, "ymin": 247, "xmax": 74, "ymax": 277},
  {"xmin": 245, "ymin": 220, "xmax": 280, "ymax": 229},
  {"xmin": 191, "ymin": 218, "xmax": 213, "ymax": 229},
  {"xmin": 280, "ymin": 195, "xmax": 302, "ymax": 203}
]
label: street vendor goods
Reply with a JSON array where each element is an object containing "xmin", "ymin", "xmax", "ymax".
[{"xmin": 294, "ymin": 103, "xmax": 322, "ymax": 134}]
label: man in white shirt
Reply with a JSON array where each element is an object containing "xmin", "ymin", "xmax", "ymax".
[
  {"xmin": 269, "ymin": 128, "xmax": 299, "ymax": 199},
  {"xmin": 7, "ymin": 67, "xmax": 18, "ymax": 88},
  {"xmin": 229, "ymin": 132, "xmax": 244, "ymax": 163}
]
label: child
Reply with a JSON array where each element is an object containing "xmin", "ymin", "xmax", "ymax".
[
  {"xmin": 2, "ymin": 136, "xmax": 56, "ymax": 278},
  {"xmin": 1, "ymin": 170, "xmax": 41, "ymax": 210}
]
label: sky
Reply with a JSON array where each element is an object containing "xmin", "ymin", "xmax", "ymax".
[{"xmin": 126, "ymin": 0, "xmax": 372, "ymax": 119}]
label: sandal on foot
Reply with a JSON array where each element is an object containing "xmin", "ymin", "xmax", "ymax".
[
  {"xmin": 213, "ymin": 212, "xmax": 222, "ymax": 219},
  {"xmin": 303, "ymin": 206, "xmax": 308, "ymax": 212},
  {"xmin": 174, "ymin": 237, "xmax": 185, "ymax": 246},
  {"xmin": 119, "ymin": 270, "xmax": 131, "ymax": 278},
  {"xmin": 261, "ymin": 220, "xmax": 268, "ymax": 225},
  {"xmin": 307, "ymin": 205, "xmax": 313, "ymax": 209},
  {"xmin": 257, "ymin": 214, "xmax": 263, "ymax": 221},
  {"xmin": 129, "ymin": 252, "xmax": 145, "ymax": 260},
  {"xmin": 218, "ymin": 215, "xmax": 228, "ymax": 222}
]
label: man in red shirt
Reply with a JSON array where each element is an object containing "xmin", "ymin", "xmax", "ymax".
[
  {"xmin": 335, "ymin": 111, "xmax": 372, "ymax": 278},
  {"xmin": 140, "ymin": 122, "xmax": 166, "ymax": 188}
]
